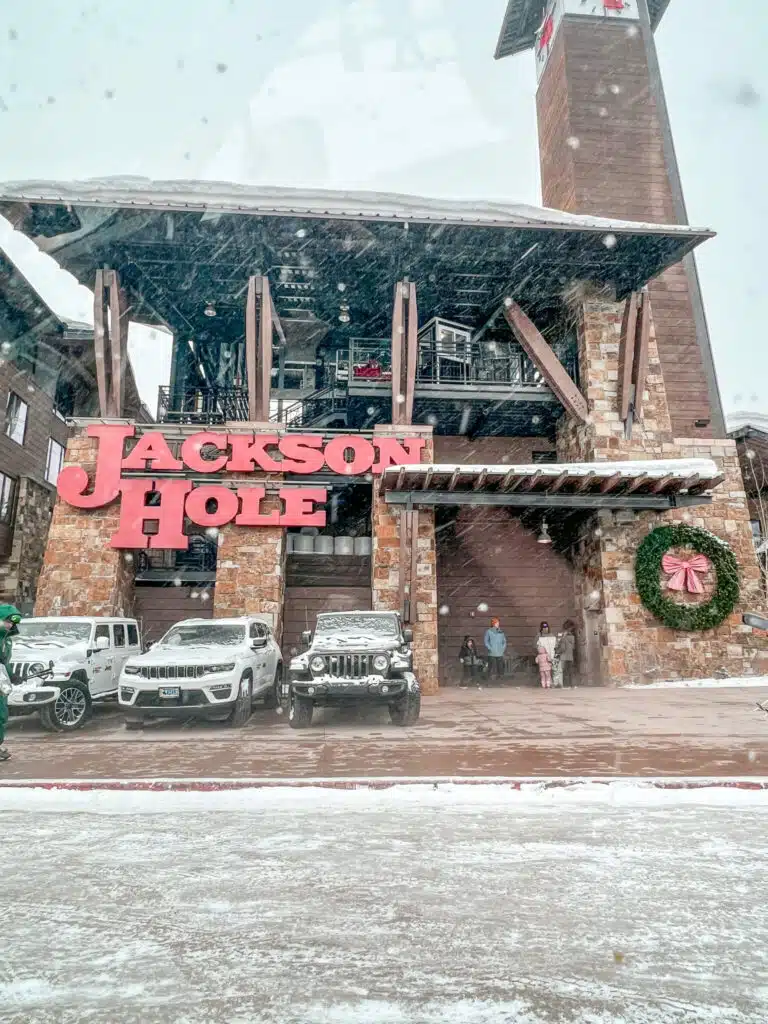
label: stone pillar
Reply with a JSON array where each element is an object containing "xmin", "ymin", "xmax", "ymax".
[
  {"xmin": 371, "ymin": 425, "xmax": 439, "ymax": 695},
  {"xmin": 557, "ymin": 299, "xmax": 766, "ymax": 684},
  {"xmin": 35, "ymin": 430, "xmax": 134, "ymax": 617},
  {"xmin": 214, "ymin": 487, "xmax": 286, "ymax": 640}
]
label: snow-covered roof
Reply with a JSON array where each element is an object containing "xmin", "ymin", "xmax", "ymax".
[
  {"xmin": 380, "ymin": 458, "xmax": 723, "ymax": 503},
  {"xmin": 727, "ymin": 411, "xmax": 768, "ymax": 437},
  {"xmin": 0, "ymin": 177, "xmax": 714, "ymax": 239}
]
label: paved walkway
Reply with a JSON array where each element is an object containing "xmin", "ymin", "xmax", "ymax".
[{"xmin": 3, "ymin": 685, "xmax": 768, "ymax": 779}]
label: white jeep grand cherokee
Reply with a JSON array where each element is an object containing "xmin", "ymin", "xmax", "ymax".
[{"xmin": 118, "ymin": 617, "xmax": 282, "ymax": 729}]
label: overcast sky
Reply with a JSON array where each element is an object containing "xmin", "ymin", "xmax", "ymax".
[{"xmin": 0, "ymin": 0, "xmax": 765, "ymax": 419}]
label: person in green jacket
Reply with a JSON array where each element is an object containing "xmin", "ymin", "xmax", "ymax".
[{"xmin": 0, "ymin": 604, "xmax": 22, "ymax": 762}]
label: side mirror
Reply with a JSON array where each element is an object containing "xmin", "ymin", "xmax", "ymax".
[
  {"xmin": 251, "ymin": 637, "xmax": 268, "ymax": 650},
  {"xmin": 301, "ymin": 630, "xmax": 312, "ymax": 645},
  {"xmin": 95, "ymin": 636, "xmax": 110, "ymax": 650},
  {"xmin": 743, "ymin": 613, "xmax": 768, "ymax": 631},
  {"xmin": 402, "ymin": 628, "xmax": 413, "ymax": 644}
]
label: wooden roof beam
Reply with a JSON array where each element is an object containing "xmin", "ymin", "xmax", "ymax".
[
  {"xmin": 576, "ymin": 472, "xmax": 597, "ymax": 493},
  {"xmin": 624, "ymin": 474, "xmax": 652, "ymax": 495},
  {"xmin": 545, "ymin": 471, "xmax": 569, "ymax": 494},
  {"xmin": 502, "ymin": 299, "xmax": 589, "ymax": 423},
  {"xmin": 618, "ymin": 292, "xmax": 639, "ymax": 422},
  {"xmin": 632, "ymin": 289, "xmax": 652, "ymax": 419},
  {"xmin": 600, "ymin": 472, "xmax": 623, "ymax": 494},
  {"xmin": 473, "ymin": 469, "xmax": 489, "ymax": 491}
]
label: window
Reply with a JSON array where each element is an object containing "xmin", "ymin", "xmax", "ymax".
[
  {"xmin": 127, "ymin": 624, "xmax": 139, "ymax": 646},
  {"xmin": 532, "ymin": 451, "xmax": 557, "ymax": 464},
  {"xmin": 113, "ymin": 624, "xmax": 126, "ymax": 647},
  {"xmin": 93, "ymin": 624, "xmax": 111, "ymax": 647},
  {"xmin": 5, "ymin": 392, "xmax": 28, "ymax": 445},
  {"xmin": 0, "ymin": 472, "xmax": 17, "ymax": 558},
  {"xmin": 751, "ymin": 520, "xmax": 763, "ymax": 545},
  {"xmin": 45, "ymin": 438, "xmax": 65, "ymax": 485}
]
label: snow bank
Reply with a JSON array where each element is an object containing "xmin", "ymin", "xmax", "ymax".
[
  {"xmin": 623, "ymin": 676, "xmax": 768, "ymax": 689},
  {"xmin": 1, "ymin": 780, "xmax": 767, "ymax": 815}
]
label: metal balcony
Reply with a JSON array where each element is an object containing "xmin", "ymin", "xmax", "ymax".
[{"xmin": 157, "ymin": 385, "xmax": 249, "ymax": 425}]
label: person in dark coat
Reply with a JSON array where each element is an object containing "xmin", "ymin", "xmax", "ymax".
[
  {"xmin": 0, "ymin": 604, "xmax": 22, "ymax": 762},
  {"xmin": 458, "ymin": 636, "xmax": 484, "ymax": 684}
]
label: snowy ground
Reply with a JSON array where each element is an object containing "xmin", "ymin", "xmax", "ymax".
[{"xmin": 1, "ymin": 784, "xmax": 767, "ymax": 1024}]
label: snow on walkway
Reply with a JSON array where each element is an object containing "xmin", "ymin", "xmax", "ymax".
[
  {"xmin": 622, "ymin": 675, "xmax": 768, "ymax": 689},
  {"xmin": 1, "ymin": 784, "xmax": 767, "ymax": 1024}
]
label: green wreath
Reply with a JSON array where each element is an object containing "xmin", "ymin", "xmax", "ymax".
[{"xmin": 634, "ymin": 524, "xmax": 740, "ymax": 632}]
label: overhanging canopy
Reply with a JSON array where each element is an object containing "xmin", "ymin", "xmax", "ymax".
[{"xmin": 381, "ymin": 458, "xmax": 722, "ymax": 511}]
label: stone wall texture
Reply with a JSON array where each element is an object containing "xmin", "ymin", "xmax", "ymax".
[
  {"xmin": 557, "ymin": 299, "xmax": 766, "ymax": 684},
  {"xmin": 0, "ymin": 476, "xmax": 57, "ymax": 612},
  {"xmin": 34, "ymin": 431, "xmax": 134, "ymax": 617},
  {"xmin": 371, "ymin": 425, "xmax": 439, "ymax": 695},
  {"xmin": 214, "ymin": 487, "xmax": 286, "ymax": 640}
]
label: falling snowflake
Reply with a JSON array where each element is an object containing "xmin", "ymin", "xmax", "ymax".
[
  {"xmin": 426, "ymin": 414, "xmax": 438, "ymax": 426},
  {"xmin": 200, "ymin": 591, "xmax": 211, "ymax": 602},
  {"xmin": 367, "ymin": 406, "xmax": 376, "ymax": 416},
  {"xmin": 0, "ymin": 342, "xmax": 12, "ymax": 354},
  {"xmin": 599, "ymin": 106, "xmax": 608, "ymax": 117},
  {"xmin": 173, "ymin": 577, "xmax": 183, "ymax": 587},
  {"xmin": 296, "ymin": 228, "xmax": 307, "ymax": 239},
  {"xmin": 610, "ymin": 84, "xmax": 621, "ymax": 95},
  {"xmin": 123, "ymin": 553, "xmax": 134, "ymax": 564},
  {"xmin": 439, "ymin": 605, "xmax": 450, "ymax": 616},
  {"xmin": 748, "ymin": 750, "xmax": 757, "ymax": 763},
  {"xmin": 746, "ymin": 449, "xmax": 756, "ymax": 461},
  {"xmin": 396, "ymin": 394, "xmax": 405, "ymax": 405},
  {"xmin": 205, "ymin": 526, "xmax": 219, "ymax": 539},
  {"xmin": 566, "ymin": 136, "xmax": 580, "ymax": 150},
  {"xmin": 531, "ymin": 415, "xmax": 541, "ymax": 426},
  {"xmin": 602, "ymin": 233, "xmax": 617, "ymax": 249},
  {"xmin": 589, "ymin": 590, "xmax": 601, "ymax": 602},
  {"xmin": 27, "ymin": 384, "xmax": 34, "ymax": 393},
  {"xmin": 593, "ymin": 528, "xmax": 603, "ymax": 539},
  {"xmin": 503, "ymin": 297, "xmax": 513, "ymax": 308},
  {"xmin": 337, "ymin": 282, "xmax": 347, "ymax": 292},
  {"xmin": 477, "ymin": 602, "xmax": 489, "ymax": 613},
  {"xmin": 626, "ymin": 24, "xmax": 639, "ymax": 38},
  {"xmin": 191, "ymin": 590, "xmax": 199, "ymax": 599}
]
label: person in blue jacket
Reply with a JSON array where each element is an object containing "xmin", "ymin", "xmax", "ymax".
[{"xmin": 484, "ymin": 617, "xmax": 507, "ymax": 682}]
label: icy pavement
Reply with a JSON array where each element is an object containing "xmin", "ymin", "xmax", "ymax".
[{"xmin": 1, "ymin": 784, "xmax": 767, "ymax": 1024}]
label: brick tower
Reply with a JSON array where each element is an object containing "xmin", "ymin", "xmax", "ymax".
[{"xmin": 495, "ymin": 0, "xmax": 725, "ymax": 439}]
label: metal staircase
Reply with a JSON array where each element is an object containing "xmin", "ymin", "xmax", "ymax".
[{"xmin": 270, "ymin": 386, "xmax": 347, "ymax": 428}]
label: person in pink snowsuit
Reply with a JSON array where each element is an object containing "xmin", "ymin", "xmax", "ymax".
[
  {"xmin": 535, "ymin": 647, "xmax": 553, "ymax": 688},
  {"xmin": 536, "ymin": 621, "xmax": 557, "ymax": 689}
]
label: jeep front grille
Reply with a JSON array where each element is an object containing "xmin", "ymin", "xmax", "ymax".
[
  {"xmin": 323, "ymin": 654, "xmax": 372, "ymax": 678},
  {"xmin": 138, "ymin": 665, "xmax": 205, "ymax": 680}
]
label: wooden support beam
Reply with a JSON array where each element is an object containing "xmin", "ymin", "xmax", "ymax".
[
  {"xmin": 576, "ymin": 472, "xmax": 597, "ymax": 493},
  {"xmin": 448, "ymin": 468, "xmax": 462, "ymax": 491},
  {"xmin": 258, "ymin": 275, "xmax": 274, "ymax": 421},
  {"xmin": 398, "ymin": 509, "xmax": 407, "ymax": 618},
  {"xmin": 632, "ymin": 289, "xmax": 652, "ymax": 419},
  {"xmin": 390, "ymin": 282, "xmax": 406, "ymax": 426},
  {"xmin": 678, "ymin": 474, "xmax": 700, "ymax": 492},
  {"xmin": 689, "ymin": 474, "xmax": 725, "ymax": 494},
  {"xmin": 93, "ymin": 269, "xmax": 109, "ymax": 418},
  {"xmin": 618, "ymin": 292, "xmax": 639, "ymax": 422},
  {"xmin": 408, "ymin": 510, "xmax": 419, "ymax": 624},
  {"xmin": 624, "ymin": 474, "xmax": 652, "ymax": 495},
  {"xmin": 519, "ymin": 470, "xmax": 542, "ymax": 492},
  {"xmin": 500, "ymin": 470, "xmax": 524, "ymax": 492},
  {"xmin": 502, "ymin": 299, "xmax": 589, "ymax": 423},
  {"xmin": 546, "ymin": 471, "xmax": 569, "ymax": 494},
  {"xmin": 473, "ymin": 469, "xmax": 488, "ymax": 491},
  {"xmin": 245, "ymin": 276, "xmax": 258, "ymax": 421},
  {"xmin": 650, "ymin": 474, "xmax": 674, "ymax": 494},
  {"xmin": 404, "ymin": 281, "xmax": 418, "ymax": 426},
  {"xmin": 422, "ymin": 468, "xmax": 434, "ymax": 490},
  {"xmin": 107, "ymin": 271, "xmax": 128, "ymax": 418},
  {"xmin": 600, "ymin": 472, "xmax": 622, "ymax": 494},
  {"xmin": 395, "ymin": 467, "xmax": 406, "ymax": 491}
]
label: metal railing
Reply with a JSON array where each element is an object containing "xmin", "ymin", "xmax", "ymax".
[
  {"xmin": 157, "ymin": 386, "xmax": 250, "ymax": 424},
  {"xmin": 135, "ymin": 536, "xmax": 218, "ymax": 575},
  {"xmin": 270, "ymin": 386, "xmax": 346, "ymax": 427}
]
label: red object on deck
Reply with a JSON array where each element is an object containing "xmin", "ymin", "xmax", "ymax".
[
  {"xmin": 537, "ymin": 14, "xmax": 554, "ymax": 52},
  {"xmin": 604, "ymin": 0, "xmax": 625, "ymax": 10}
]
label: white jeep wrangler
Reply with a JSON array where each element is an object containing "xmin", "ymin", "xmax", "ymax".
[
  {"xmin": 118, "ymin": 617, "xmax": 283, "ymax": 729},
  {"xmin": 8, "ymin": 616, "xmax": 142, "ymax": 731}
]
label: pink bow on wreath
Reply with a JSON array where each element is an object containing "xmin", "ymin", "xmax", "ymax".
[{"xmin": 661, "ymin": 553, "xmax": 710, "ymax": 595}]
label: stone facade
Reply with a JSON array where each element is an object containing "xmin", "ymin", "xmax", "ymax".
[
  {"xmin": 0, "ymin": 476, "xmax": 56, "ymax": 613},
  {"xmin": 35, "ymin": 432, "xmax": 135, "ymax": 617},
  {"xmin": 371, "ymin": 425, "xmax": 439, "ymax": 695},
  {"xmin": 215, "ymin": 488, "xmax": 286, "ymax": 639},
  {"xmin": 557, "ymin": 299, "xmax": 767, "ymax": 684}
]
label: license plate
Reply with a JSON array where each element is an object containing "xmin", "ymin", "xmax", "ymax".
[{"xmin": 158, "ymin": 687, "xmax": 180, "ymax": 699}]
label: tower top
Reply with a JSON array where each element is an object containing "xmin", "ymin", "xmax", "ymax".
[{"xmin": 494, "ymin": 0, "xmax": 671, "ymax": 59}]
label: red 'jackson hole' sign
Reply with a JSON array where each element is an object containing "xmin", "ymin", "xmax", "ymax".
[{"xmin": 57, "ymin": 425, "xmax": 426, "ymax": 550}]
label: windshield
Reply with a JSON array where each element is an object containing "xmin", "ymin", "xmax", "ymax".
[
  {"xmin": 314, "ymin": 614, "xmax": 399, "ymax": 639},
  {"xmin": 158, "ymin": 624, "xmax": 246, "ymax": 648},
  {"xmin": 16, "ymin": 621, "xmax": 91, "ymax": 643}
]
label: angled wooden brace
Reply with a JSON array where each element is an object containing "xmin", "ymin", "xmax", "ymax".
[
  {"xmin": 93, "ymin": 268, "xmax": 129, "ymax": 417},
  {"xmin": 390, "ymin": 281, "xmax": 406, "ymax": 426},
  {"xmin": 502, "ymin": 300, "xmax": 589, "ymax": 423},
  {"xmin": 618, "ymin": 288, "xmax": 652, "ymax": 438},
  {"xmin": 245, "ymin": 275, "xmax": 274, "ymax": 422},
  {"xmin": 404, "ymin": 282, "xmax": 418, "ymax": 426}
]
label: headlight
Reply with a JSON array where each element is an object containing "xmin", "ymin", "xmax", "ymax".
[
  {"xmin": 204, "ymin": 663, "xmax": 236, "ymax": 675},
  {"xmin": 372, "ymin": 654, "xmax": 389, "ymax": 673},
  {"xmin": 28, "ymin": 662, "xmax": 45, "ymax": 675},
  {"xmin": 123, "ymin": 665, "xmax": 140, "ymax": 676},
  {"xmin": 309, "ymin": 656, "xmax": 326, "ymax": 674}
]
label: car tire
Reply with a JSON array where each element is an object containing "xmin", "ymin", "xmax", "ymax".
[
  {"xmin": 288, "ymin": 692, "xmax": 313, "ymax": 730},
  {"xmin": 389, "ymin": 689, "xmax": 421, "ymax": 727},
  {"xmin": 227, "ymin": 673, "xmax": 253, "ymax": 728},
  {"xmin": 262, "ymin": 664, "xmax": 282, "ymax": 710},
  {"xmin": 39, "ymin": 682, "xmax": 92, "ymax": 732},
  {"xmin": 124, "ymin": 717, "xmax": 144, "ymax": 731}
]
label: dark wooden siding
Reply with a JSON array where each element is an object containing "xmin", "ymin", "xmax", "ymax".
[{"xmin": 133, "ymin": 584, "xmax": 214, "ymax": 646}]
